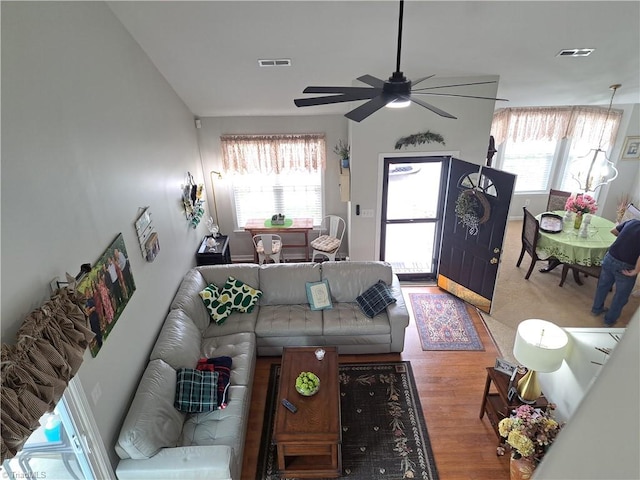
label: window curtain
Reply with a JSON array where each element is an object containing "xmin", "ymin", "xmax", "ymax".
[
  {"xmin": 220, "ymin": 134, "xmax": 326, "ymax": 174},
  {"xmin": 491, "ymin": 106, "xmax": 622, "ymax": 147},
  {"xmin": 1, "ymin": 288, "xmax": 94, "ymax": 461}
]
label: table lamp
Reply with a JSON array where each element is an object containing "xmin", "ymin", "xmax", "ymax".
[{"xmin": 513, "ymin": 319, "xmax": 569, "ymax": 403}]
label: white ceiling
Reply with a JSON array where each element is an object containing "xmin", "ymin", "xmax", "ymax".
[{"xmin": 108, "ymin": 1, "xmax": 640, "ymax": 119}]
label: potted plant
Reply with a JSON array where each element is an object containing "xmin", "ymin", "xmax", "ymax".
[
  {"xmin": 333, "ymin": 140, "xmax": 350, "ymax": 169},
  {"xmin": 497, "ymin": 404, "xmax": 564, "ymax": 480}
]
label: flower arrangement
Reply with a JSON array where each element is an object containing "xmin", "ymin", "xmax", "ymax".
[
  {"xmin": 497, "ymin": 404, "xmax": 563, "ymax": 464},
  {"xmin": 565, "ymin": 194, "xmax": 597, "ymax": 215}
]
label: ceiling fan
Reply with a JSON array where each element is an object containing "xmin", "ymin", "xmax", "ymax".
[{"xmin": 294, "ymin": 0, "xmax": 506, "ymax": 122}]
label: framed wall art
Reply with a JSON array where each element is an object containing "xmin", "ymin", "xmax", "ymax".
[
  {"xmin": 76, "ymin": 233, "xmax": 136, "ymax": 357},
  {"xmin": 621, "ymin": 136, "xmax": 640, "ymax": 160}
]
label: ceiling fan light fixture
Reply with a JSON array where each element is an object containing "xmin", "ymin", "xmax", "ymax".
[{"xmin": 386, "ymin": 98, "xmax": 411, "ymax": 108}]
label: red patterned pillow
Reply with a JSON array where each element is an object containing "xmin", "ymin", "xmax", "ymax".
[{"xmin": 196, "ymin": 356, "xmax": 232, "ymax": 408}]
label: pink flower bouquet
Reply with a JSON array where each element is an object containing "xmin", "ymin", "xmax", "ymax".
[{"xmin": 565, "ymin": 194, "xmax": 597, "ymax": 214}]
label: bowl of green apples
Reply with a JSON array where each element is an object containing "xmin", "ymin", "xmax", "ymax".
[{"xmin": 295, "ymin": 371, "xmax": 320, "ymax": 396}]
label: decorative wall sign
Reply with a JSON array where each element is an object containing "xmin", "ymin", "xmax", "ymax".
[
  {"xmin": 135, "ymin": 207, "xmax": 158, "ymax": 261},
  {"xmin": 76, "ymin": 233, "xmax": 136, "ymax": 357}
]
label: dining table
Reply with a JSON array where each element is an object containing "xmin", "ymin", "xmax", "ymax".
[
  {"xmin": 536, "ymin": 211, "xmax": 617, "ymax": 277},
  {"xmin": 245, "ymin": 217, "xmax": 314, "ymax": 262}
]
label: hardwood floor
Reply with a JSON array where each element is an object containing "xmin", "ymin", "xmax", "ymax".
[{"xmin": 241, "ymin": 285, "xmax": 510, "ymax": 479}]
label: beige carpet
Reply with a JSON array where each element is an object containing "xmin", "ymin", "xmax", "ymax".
[{"xmin": 482, "ymin": 219, "xmax": 640, "ymax": 362}]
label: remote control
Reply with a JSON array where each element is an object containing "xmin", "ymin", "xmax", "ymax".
[{"xmin": 281, "ymin": 398, "xmax": 297, "ymax": 413}]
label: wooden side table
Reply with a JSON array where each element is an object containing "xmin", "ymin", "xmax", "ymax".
[
  {"xmin": 196, "ymin": 235, "xmax": 231, "ymax": 265},
  {"xmin": 479, "ymin": 367, "xmax": 548, "ymax": 441}
]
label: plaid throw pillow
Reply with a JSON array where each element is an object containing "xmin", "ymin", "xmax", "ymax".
[
  {"xmin": 197, "ymin": 356, "xmax": 232, "ymax": 408},
  {"xmin": 356, "ymin": 280, "xmax": 397, "ymax": 318},
  {"xmin": 174, "ymin": 368, "xmax": 219, "ymax": 413}
]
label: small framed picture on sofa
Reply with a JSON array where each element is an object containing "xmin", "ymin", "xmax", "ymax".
[{"xmin": 494, "ymin": 358, "xmax": 517, "ymax": 376}]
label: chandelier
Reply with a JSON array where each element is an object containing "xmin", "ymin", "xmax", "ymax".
[{"xmin": 572, "ymin": 84, "xmax": 620, "ymax": 193}]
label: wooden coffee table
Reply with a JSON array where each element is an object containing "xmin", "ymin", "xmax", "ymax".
[{"xmin": 273, "ymin": 346, "xmax": 341, "ymax": 478}]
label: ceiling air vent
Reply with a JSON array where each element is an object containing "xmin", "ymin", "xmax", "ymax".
[
  {"xmin": 258, "ymin": 58, "xmax": 292, "ymax": 67},
  {"xmin": 557, "ymin": 48, "xmax": 595, "ymax": 57}
]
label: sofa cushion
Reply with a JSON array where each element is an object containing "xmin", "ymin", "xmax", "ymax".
[
  {"xmin": 255, "ymin": 305, "xmax": 323, "ymax": 336},
  {"xmin": 116, "ymin": 359, "xmax": 185, "ymax": 460},
  {"xmin": 259, "ymin": 262, "xmax": 321, "ymax": 305},
  {"xmin": 197, "ymin": 356, "xmax": 232, "ymax": 408},
  {"xmin": 356, "ymin": 280, "xmax": 397, "ymax": 318},
  {"xmin": 322, "ymin": 261, "xmax": 393, "ymax": 302},
  {"xmin": 220, "ymin": 276, "xmax": 262, "ymax": 313},
  {"xmin": 149, "ymin": 310, "xmax": 202, "ymax": 369},
  {"xmin": 174, "ymin": 368, "xmax": 219, "ymax": 413},
  {"xmin": 306, "ymin": 280, "xmax": 333, "ymax": 311},
  {"xmin": 170, "ymin": 269, "xmax": 210, "ymax": 332},
  {"xmin": 196, "ymin": 264, "xmax": 260, "ymax": 292},
  {"xmin": 200, "ymin": 332, "xmax": 256, "ymax": 388}
]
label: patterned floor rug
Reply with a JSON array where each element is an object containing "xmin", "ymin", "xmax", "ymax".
[
  {"xmin": 256, "ymin": 362, "xmax": 439, "ymax": 480},
  {"xmin": 409, "ymin": 293, "xmax": 484, "ymax": 351}
]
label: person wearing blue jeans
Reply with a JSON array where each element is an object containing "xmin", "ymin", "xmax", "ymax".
[{"xmin": 591, "ymin": 219, "xmax": 640, "ymax": 326}]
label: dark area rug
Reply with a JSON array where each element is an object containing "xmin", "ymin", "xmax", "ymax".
[
  {"xmin": 409, "ymin": 292, "xmax": 484, "ymax": 351},
  {"xmin": 256, "ymin": 362, "xmax": 439, "ymax": 480}
]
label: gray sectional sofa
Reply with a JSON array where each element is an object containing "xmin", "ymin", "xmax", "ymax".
[{"xmin": 115, "ymin": 261, "xmax": 409, "ymax": 480}]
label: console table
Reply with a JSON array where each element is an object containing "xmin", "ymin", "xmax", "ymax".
[
  {"xmin": 196, "ymin": 235, "xmax": 231, "ymax": 265},
  {"xmin": 479, "ymin": 367, "xmax": 548, "ymax": 441},
  {"xmin": 245, "ymin": 218, "xmax": 313, "ymax": 262}
]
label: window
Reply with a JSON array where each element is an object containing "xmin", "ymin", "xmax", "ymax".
[
  {"xmin": 500, "ymin": 140, "xmax": 558, "ymax": 192},
  {"xmin": 491, "ymin": 107, "xmax": 622, "ymax": 196},
  {"xmin": 231, "ymin": 171, "xmax": 322, "ymax": 227},
  {"xmin": 220, "ymin": 134, "xmax": 326, "ymax": 228}
]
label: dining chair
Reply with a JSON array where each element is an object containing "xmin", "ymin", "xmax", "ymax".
[
  {"xmin": 546, "ymin": 189, "xmax": 572, "ymax": 212},
  {"xmin": 516, "ymin": 207, "xmax": 545, "ymax": 279},
  {"xmin": 559, "ymin": 263, "xmax": 601, "ymax": 287},
  {"xmin": 252, "ymin": 234, "xmax": 283, "ymax": 264},
  {"xmin": 310, "ymin": 215, "xmax": 346, "ymax": 262}
]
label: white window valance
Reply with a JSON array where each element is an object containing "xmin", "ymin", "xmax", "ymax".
[
  {"xmin": 220, "ymin": 134, "xmax": 326, "ymax": 175},
  {"xmin": 491, "ymin": 106, "xmax": 622, "ymax": 147}
]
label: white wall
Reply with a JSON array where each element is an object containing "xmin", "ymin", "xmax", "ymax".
[
  {"xmin": 2, "ymin": 2, "xmax": 208, "ymax": 467},
  {"xmin": 196, "ymin": 115, "xmax": 349, "ymax": 260},
  {"xmin": 348, "ymin": 76, "xmax": 499, "ymax": 260},
  {"xmin": 533, "ymin": 312, "xmax": 639, "ymax": 479}
]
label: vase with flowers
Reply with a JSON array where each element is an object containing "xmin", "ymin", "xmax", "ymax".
[
  {"xmin": 497, "ymin": 404, "xmax": 563, "ymax": 480},
  {"xmin": 565, "ymin": 194, "xmax": 598, "ymax": 229}
]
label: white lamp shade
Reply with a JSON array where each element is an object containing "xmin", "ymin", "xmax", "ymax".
[{"xmin": 513, "ymin": 319, "xmax": 569, "ymax": 373}]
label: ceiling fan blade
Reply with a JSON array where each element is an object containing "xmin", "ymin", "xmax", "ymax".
[
  {"xmin": 357, "ymin": 74, "xmax": 386, "ymax": 88},
  {"xmin": 294, "ymin": 92, "xmax": 379, "ymax": 107},
  {"xmin": 409, "ymin": 74, "xmax": 436, "ymax": 87},
  {"xmin": 412, "ymin": 81, "xmax": 497, "ymax": 92},
  {"xmin": 407, "ymin": 95, "xmax": 457, "ymax": 119},
  {"xmin": 412, "ymin": 92, "xmax": 509, "ymax": 102},
  {"xmin": 345, "ymin": 95, "xmax": 390, "ymax": 122},
  {"xmin": 302, "ymin": 86, "xmax": 381, "ymax": 95}
]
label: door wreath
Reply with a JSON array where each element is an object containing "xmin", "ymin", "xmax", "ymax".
[{"xmin": 454, "ymin": 189, "xmax": 491, "ymax": 235}]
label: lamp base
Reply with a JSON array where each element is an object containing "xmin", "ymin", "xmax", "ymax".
[{"xmin": 517, "ymin": 369, "xmax": 541, "ymax": 403}]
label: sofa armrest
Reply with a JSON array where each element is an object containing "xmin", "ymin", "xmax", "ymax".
[
  {"xmin": 116, "ymin": 445, "xmax": 234, "ymax": 480},
  {"xmin": 386, "ymin": 274, "xmax": 410, "ymax": 352}
]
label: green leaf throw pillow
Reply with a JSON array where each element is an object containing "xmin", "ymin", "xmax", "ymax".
[
  {"xmin": 199, "ymin": 283, "xmax": 233, "ymax": 324},
  {"xmin": 356, "ymin": 280, "xmax": 397, "ymax": 318},
  {"xmin": 219, "ymin": 276, "xmax": 262, "ymax": 313},
  {"xmin": 174, "ymin": 368, "xmax": 219, "ymax": 413}
]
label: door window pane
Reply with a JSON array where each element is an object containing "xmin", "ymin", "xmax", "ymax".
[
  {"xmin": 386, "ymin": 163, "xmax": 442, "ymax": 220},
  {"xmin": 384, "ymin": 223, "xmax": 436, "ymax": 273}
]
